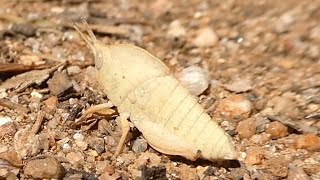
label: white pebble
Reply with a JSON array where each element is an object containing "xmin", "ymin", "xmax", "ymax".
[
  {"xmin": 63, "ymin": 143, "xmax": 71, "ymax": 150},
  {"xmin": 178, "ymin": 66, "xmax": 210, "ymax": 96},
  {"xmin": 167, "ymin": 20, "xmax": 186, "ymax": 38},
  {"xmin": 0, "ymin": 116, "xmax": 13, "ymax": 126},
  {"xmin": 0, "ymin": 91, "xmax": 8, "ymax": 99},
  {"xmin": 73, "ymin": 132, "xmax": 84, "ymax": 141},
  {"xmin": 31, "ymin": 91, "xmax": 43, "ymax": 99}
]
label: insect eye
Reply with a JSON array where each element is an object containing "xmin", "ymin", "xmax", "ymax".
[{"xmin": 95, "ymin": 50, "xmax": 103, "ymax": 70}]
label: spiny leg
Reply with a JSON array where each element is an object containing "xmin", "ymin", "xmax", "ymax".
[
  {"xmin": 73, "ymin": 103, "xmax": 115, "ymax": 127},
  {"xmin": 112, "ymin": 112, "xmax": 130, "ymax": 160}
]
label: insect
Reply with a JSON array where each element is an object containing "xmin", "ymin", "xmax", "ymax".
[{"xmin": 71, "ymin": 19, "xmax": 237, "ymax": 161}]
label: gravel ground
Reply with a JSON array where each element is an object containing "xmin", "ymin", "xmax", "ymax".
[{"xmin": 0, "ymin": 0, "xmax": 319, "ymax": 179}]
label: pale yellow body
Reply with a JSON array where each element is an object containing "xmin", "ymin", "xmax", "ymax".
[
  {"xmin": 72, "ymin": 21, "xmax": 237, "ymax": 161},
  {"xmin": 96, "ymin": 45, "xmax": 236, "ymax": 160}
]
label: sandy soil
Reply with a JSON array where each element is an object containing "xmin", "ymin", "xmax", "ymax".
[{"xmin": 0, "ymin": 0, "xmax": 319, "ymax": 179}]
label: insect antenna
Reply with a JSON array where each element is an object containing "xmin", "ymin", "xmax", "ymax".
[
  {"xmin": 69, "ymin": 18, "xmax": 94, "ymax": 49},
  {"xmin": 80, "ymin": 17, "xmax": 97, "ymax": 43}
]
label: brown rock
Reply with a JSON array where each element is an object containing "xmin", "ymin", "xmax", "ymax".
[
  {"xmin": 47, "ymin": 71, "xmax": 72, "ymax": 95},
  {"xmin": 266, "ymin": 122, "xmax": 288, "ymax": 139},
  {"xmin": 214, "ymin": 95, "xmax": 252, "ymax": 121},
  {"xmin": 44, "ymin": 96, "xmax": 58, "ymax": 110},
  {"xmin": 294, "ymin": 134, "xmax": 320, "ymax": 151},
  {"xmin": 0, "ymin": 150, "xmax": 22, "ymax": 167},
  {"xmin": 236, "ymin": 118, "xmax": 256, "ymax": 138},
  {"xmin": 24, "ymin": 157, "xmax": 64, "ymax": 179},
  {"xmin": 244, "ymin": 147, "xmax": 264, "ymax": 165}
]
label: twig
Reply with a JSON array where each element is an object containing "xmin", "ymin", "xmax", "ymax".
[
  {"xmin": 31, "ymin": 111, "xmax": 44, "ymax": 134},
  {"xmin": 0, "ymin": 63, "xmax": 52, "ymax": 74},
  {"xmin": 0, "ymin": 99, "xmax": 29, "ymax": 114}
]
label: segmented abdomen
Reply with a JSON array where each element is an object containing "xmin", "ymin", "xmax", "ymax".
[{"xmin": 118, "ymin": 75, "xmax": 234, "ymax": 160}]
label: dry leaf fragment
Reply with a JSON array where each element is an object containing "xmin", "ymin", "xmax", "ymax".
[{"xmin": 0, "ymin": 63, "xmax": 62, "ymax": 92}]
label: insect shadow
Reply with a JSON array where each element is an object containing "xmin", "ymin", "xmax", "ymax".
[{"xmin": 169, "ymin": 155, "xmax": 241, "ymax": 169}]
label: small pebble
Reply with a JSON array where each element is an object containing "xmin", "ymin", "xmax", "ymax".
[
  {"xmin": 223, "ymin": 79, "xmax": 252, "ymax": 93},
  {"xmin": 51, "ymin": 47, "xmax": 66, "ymax": 60},
  {"xmin": 178, "ymin": 66, "xmax": 209, "ymax": 96},
  {"xmin": 47, "ymin": 117, "xmax": 60, "ymax": 129},
  {"xmin": 294, "ymin": 133, "xmax": 320, "ymax": 151},
  {"xmin": 264, "ymin": 157, "xmax": 289, "ymax": 177},
  {"xmin": 167, "ymin": 20, "xmax": 186, "ymax": 38},
  {"xmin": 274, "ymin": 13, "xmax": 295, "ymax": 33},
  {"xmin": 44, "ymin": 96, "xmax": 58, "ymax": 107},
  {"xmin": 150, "ymin": 0, "xmax": 172, "ymax": 18},
  {"xmin": 244, "ymin": 147, "xmax": 264, "ymax": 165},
  {"xmin": 75, "ymin": 140, "xmax": 88, "ymax": 151},
  {"xmin": 24, "ymin": 157, "xmax": 64, "ymax": 179},
  {"xmin": 71, "ymin": 51, "xmax": 85, "ymax": 61},
  {"xmin": 251, "ymin": 133, "xmax": 270, "ymax": 144},
  {"xmin": 63, "ymin": 30, "xmax": 81, "ymax": 42},
  {"xmin": 11, "ymin": 23, "xmax": 35, "ymax": 37},
  {"xmin": 67, "ymin": 66, "xmax": 81, "ymax": 76},
  {"xmin": 132, "ymin": 138, "xmax": 148, "ymax": 153},
  {"xmin": 43, "ymin": 96, "xmax": 58, "ymax": 113},
  {"xmin": 89, "ymin": 137, "xmax": 105, "ymax": 154},
  {"xmin": 255, "ymin": 118, "xmax": 270, "ymax": 133},
  {"xmin": 0, "ymin": 91, "xmax": 8, "ymax": 99},
  {"xmin": 287, "ymin": 167, "xmax": 310, "ymax": 180},
  {"xmin": 47, "ymin": 71, "xmax": 73, "ymax": 95},
  {"xmin": 214, "ymin": 94, "xmax": 252, "ymax": 121},
  {"xmin": 266, "ymin": 121, "xmax": 288, "ymax": 139},
  {"xmin": 62, "ymin": 143, "xmax": 71, "ymax": 150},
  {"xmin": 24, "ymin": 38, "xmax": 40, "ymax": 52},
  {"xmin": 270, "ymin": 94, "xmax": 299, "ymax": 118},
  {"xmin": 236, "ymin": 118, "xmax": 256, "ymax": 138},
  {"xmin": 31, "ymin": 91, "xmax": 43, "ymax": 99},
  {"xmin": 73, "ymin": 132, "xmax": 84, "ymax": 141},
  {"xmin": 66, "ymin": 152, "xmax": 85, "ymax": 167},
  {"xmin": 87, "ymin": 149, "xmax": 98, "ymax": 157},
  {"xmin": 14, "ymin": 128, "xmax": 41, "ymax": 158},
  {"xmin": 178, "ymin": 164, "xmax": 199, "ymax": 180},
  {"xmin": 0, "ymin": 116, "xmax": 13, "ymax": 126},
  {"xmin": 96, "ymin": 160, "xmax": 109, "ymax": 174},
  {"xmin": 193, "ymin": 27, "xmax": 218, "ymax": 47}
]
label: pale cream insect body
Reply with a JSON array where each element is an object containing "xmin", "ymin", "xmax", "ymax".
[{"xmin": 72, "ymin": 20, "xmax": 237, "ymax": 161}]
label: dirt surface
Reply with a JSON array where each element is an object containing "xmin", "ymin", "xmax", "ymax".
[{"xmin": 0, "ymin": 0, "xmax": 320, "ymax": 179}]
